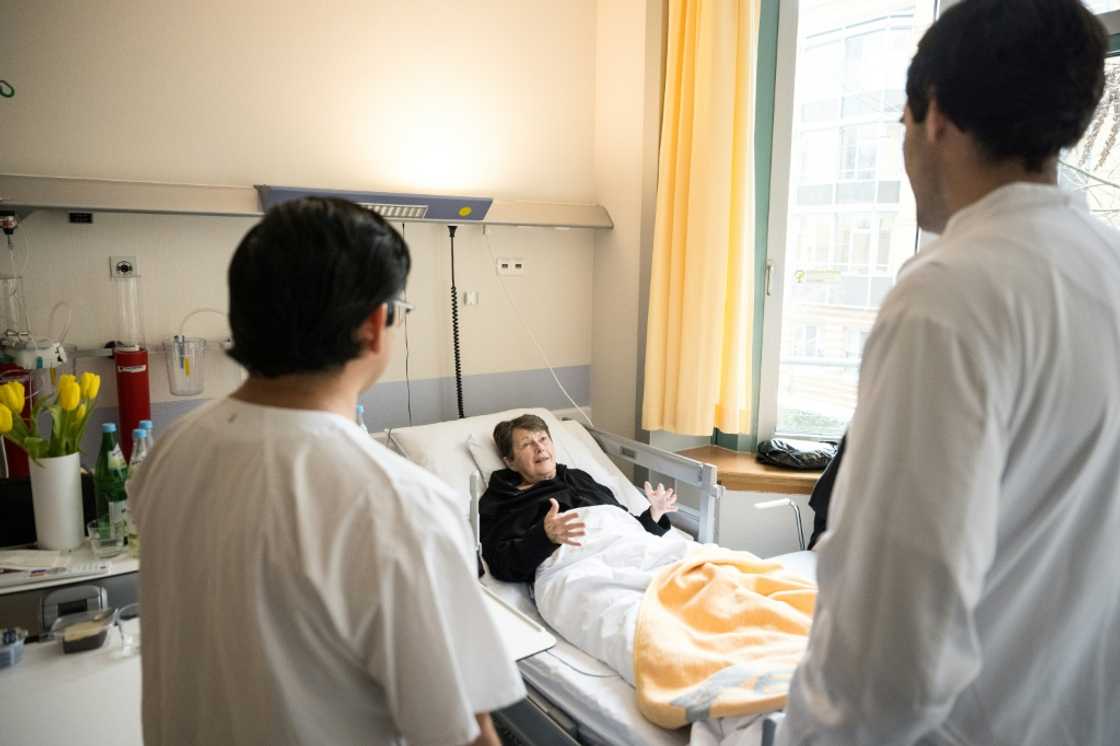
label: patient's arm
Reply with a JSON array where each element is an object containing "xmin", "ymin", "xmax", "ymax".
[
  {"xmin": 644, "ymin": 481, "xmax": 679, "ymax": 523},
  {"xmin": 464, "ymin": 713, "xmax": 500, "ymax": 746},
  {"xmin": 566, "ymin": 468, "xmax": 672, "ymax": 537},
  {"xmin": 543, "ymin": 497, "xmax": 587, "ymax": 546},
  {"xmin": 480, "ymin": 510, "xmax": 559, "ymax": 582}
]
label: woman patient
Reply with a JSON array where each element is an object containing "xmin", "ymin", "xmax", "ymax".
[{"xmin": 479, "ymin": 413, "xmax": 679, "ymax": 582}]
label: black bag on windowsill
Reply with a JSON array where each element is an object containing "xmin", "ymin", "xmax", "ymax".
[{"xmin": 756, "ymin": 438, "xmax": 837, "ymax": 471}]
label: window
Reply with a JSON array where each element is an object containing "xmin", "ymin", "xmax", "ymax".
[
  {"xmin": 845, "ymin": 328, "xmax": 870, "ymax": 358},
  {"xmin": 760, "ymin": 0, "xmax": 1120, "ymax": 443},
  {"xmin": 795, "ymin": 325, "xmax": 819, "ymax": 357},
  {"xmin": 761, "ymin": 0, "xmax": 938, "ymax": 440},
  {"xmin": 1084, "ymin": 0, "xmax": 1120, "ymax": 12},
  {"xmin": 1060, "ymin": 56, "xmax": 1120, "ymax": 231}
]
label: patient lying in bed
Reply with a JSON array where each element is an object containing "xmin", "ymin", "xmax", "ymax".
[
  {"xmin": 480, "ymin": 414, "xmax": 816, "ymax": 731},
  {"xmin": 479, "ymin": 413, "xmax": 679, "ymax": 582}
]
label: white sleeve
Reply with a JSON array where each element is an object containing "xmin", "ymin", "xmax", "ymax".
[
  {"xmin": 358, "ymin": 494, "xmax": 525, "ymax": 746},
  {"xmin": 776, "ymin": 310, "xmax": 1002, "ymax": 746}
]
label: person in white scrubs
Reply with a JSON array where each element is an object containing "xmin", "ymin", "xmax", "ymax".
[
  {"xmin": 778, "ymin": 1, "xmax": 1120, "ymax": 744},
  {"xmin": 130, "ymin": 198, "xmax": 524, "ymax": 746}
]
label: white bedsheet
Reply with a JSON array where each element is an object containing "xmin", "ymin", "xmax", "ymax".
[
  {"xmin": 483, "ymin": 572, "xmax": 689, "ymax": 746},
  {"xmin": 534, "ymin": 505, "xmax": 693, "ymax": 685}
]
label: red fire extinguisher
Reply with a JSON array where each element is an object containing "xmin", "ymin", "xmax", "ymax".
[{"xmin": 114, "ymin": 347, "xmax": 150, "ymax": 462}]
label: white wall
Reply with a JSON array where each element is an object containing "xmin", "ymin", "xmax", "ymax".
[
  {"xmin": 1, "ymin": 0, "xmax": 596, "ymax": 202},
  {"xmin": 719, "ymin": 490, "xmax": 814, "ymax": 558},
  {"xmin": 591, "ymin": 0, "xmax": 664, "ymax": 440},
  {"xmin": 2, "ymin": 0, "xmax": 599, "ymax": 409}
]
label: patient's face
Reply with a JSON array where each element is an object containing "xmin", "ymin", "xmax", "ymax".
[{"xmin": 506, "ymin": 427, "xmax": 557, "ymax": 484}]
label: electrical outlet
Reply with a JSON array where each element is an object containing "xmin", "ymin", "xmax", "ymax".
[
  {"xmin": 496, "ymin": 257, "xmax": 526, "ymax": 276},
  {"xmin": 110, "ymin": 256, "xmax": 139, "ymax": 278}
]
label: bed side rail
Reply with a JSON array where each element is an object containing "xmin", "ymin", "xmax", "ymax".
[
  {"xmin": 586, "ymin": 427, "xmax": 722, "ymax": 544},
  {"xmin": 493, "ymin": 682, "xmax": 583, "ymax": 745}
]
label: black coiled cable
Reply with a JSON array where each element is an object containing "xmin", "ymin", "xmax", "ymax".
[{"xmin": 448, "ymin": 225, "xmax": 465, "ymax": 419}]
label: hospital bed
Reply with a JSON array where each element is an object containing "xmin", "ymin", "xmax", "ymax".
[{"xmin": 384, "ymin": 408, "xmax": 815, "ymax": 746}]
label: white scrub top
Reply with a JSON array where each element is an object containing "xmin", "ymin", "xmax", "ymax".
[
  {"xmin": 778, "ymin": 184, "xmax": 1120, "ymax": 746},
  {"xmin": 130, "ymin": 398, "xmax": 525, "ymax": 746}
]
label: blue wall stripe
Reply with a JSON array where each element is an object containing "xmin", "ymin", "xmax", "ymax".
[{"xmin": 76, "ymin": 365, "xmax": 590, "ymax": 464}]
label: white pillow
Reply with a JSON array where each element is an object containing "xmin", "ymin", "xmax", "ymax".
[
  {"xmin": 465, "ymin": 433, "xmax": 505, "ymax": 485},
  {"xmin": 390, "ymin": 407, "xmax": 654, "ymax": 518},
  {"xmin": 388, "ymin": 408, "xmax": 567, "ymax": 516},
  {"xmin": 467, "ymin": 420, "xmax": 651, "ymax": 515},
  {"xmin": 464, "ymin": 431, "xmax": 580, "ymax": 484},
  {"xmin": 559, "ymin": 420, "xmax": 651, "ymax": 514}
]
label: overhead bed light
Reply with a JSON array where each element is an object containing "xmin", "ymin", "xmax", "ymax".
[{"xmin": 255, "ymin": 185, "xmax": 492, "ymax": 222}]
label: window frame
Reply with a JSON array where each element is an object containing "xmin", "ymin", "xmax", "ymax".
[{"xmin": 755, "ymin": 0, "xmax": 1120, "ymax": 443}]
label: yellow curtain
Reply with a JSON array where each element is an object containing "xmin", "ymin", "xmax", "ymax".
[{"xmin": 642, "ymin": 0, "xmax": 760, "ymax": 436}]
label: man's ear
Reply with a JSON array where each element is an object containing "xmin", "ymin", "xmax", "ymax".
[
  {"xmin": 356, "ymin": 304, "xmax": 389, "ymax": 355},
  {"xmin": 925, "ymin": 95, "xmax": 952, "ymax": 145}
]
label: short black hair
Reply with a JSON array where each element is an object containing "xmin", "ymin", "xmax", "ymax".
[
  {"xmin": 494, "ymin": 414, "xmax": 551, "ymax": 461},
  {"xmin": 906, "ymin": 0, "xmax": 1107, "ymax": 172},
  {"xmin": 227, "ymin": 197, "xmax": 411, "ymax": 377}
]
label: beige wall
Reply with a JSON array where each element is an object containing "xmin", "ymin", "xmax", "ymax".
[
  {"xmin": 1, "ymin": 0, "xmax": 597, "ymax": 202},
  {"xmin": 2, "ymin": 0, "xmax": 598, "ymax": 406},
  {"xmin": 591, "ymin": 0, "xmax": 664, "ymax": 440}
]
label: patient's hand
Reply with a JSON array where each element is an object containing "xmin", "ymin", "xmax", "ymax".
[
  {"xmin": 544, "ymin": 498, "xmax": 587, "ymax": 547},
  {"xmin": 644, "ymin": 482, "xmax": 678, "ymax": 523}
]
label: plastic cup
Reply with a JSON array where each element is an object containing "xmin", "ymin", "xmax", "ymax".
[
  {"xmin": 87, "ymin": 519, "xmax": 124, "ymax": 559},
  {"xmin": 164, "ymin": 337, "xmax": 206, "ymax": 396},
  {"xmin": 116, "ymin": 602, "xmax": 140, "ymax": 655}
]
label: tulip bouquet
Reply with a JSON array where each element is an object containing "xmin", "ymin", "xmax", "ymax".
[{"xmin": 0, "ymin": 372, "xmax": 102, "ymax": 462}]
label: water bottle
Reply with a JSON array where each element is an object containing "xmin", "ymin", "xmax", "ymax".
[
  {"xmin": 94, "ymin": 424, "xmax": 129, "ymax": 539},
  {"xmin": 356, "ymin": 404, "xmax": 369, "ymax": 435},
  {"xmin": 125, "ymin": 428, "xmax": 148, "ymax": 558},
  {"xmin": 139, "ymin": 419, "xmax": 154, "ymax": 452},
  {"xmin": 129, "ymin": 428, "xmax": 149, "ymax": 469}
]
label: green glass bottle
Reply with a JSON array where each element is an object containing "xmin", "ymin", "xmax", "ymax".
[{"xmin": 94, "ymin": 423, "xmax": 129, "ymax": 537}]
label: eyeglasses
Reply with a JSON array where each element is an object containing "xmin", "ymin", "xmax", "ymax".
[{"xmin": 385, "ymin": 299, "xmax": 414, "ymax": 328}]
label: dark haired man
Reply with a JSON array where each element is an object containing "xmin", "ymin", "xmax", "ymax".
[
  {"xmin": 130, "ymin": 198, "xmax": 523, "ymax": 746},
  {"xmin": 778, "ymin": 2, "xmax": 1120, "ymax": 744},
  {"xmin": 480, "ymin": 413, "xmax": 678, "ymax": 581}
]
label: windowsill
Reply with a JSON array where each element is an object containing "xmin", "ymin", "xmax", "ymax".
[{"xmin": 680, "ymin": 445, "xmax": 823, "ymax": 495}]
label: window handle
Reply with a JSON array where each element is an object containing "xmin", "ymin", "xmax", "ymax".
[{"xmin": 765, "ymin": 262, "xmax": 775, "ymax": 297}]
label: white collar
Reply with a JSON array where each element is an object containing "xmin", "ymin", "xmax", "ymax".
[{"xmin": 942, "ymin": 182, "xmax": 1086, "ymax": 238}]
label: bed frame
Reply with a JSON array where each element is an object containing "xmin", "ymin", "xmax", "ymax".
[
  {"xmin": 468, "ymin": 424, "xmax": 724, "ymax": 550},
  {"xmin": 478, "ymin": 425, "xmax": 782, "ymax": 746}
]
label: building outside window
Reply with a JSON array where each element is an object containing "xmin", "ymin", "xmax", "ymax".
[
  {"xmin": 772, "ymin": 0, "xmax": 935, "ymax": 438},
  {"xmin": 761, "ymin": 0, "xmax": 1120, "ymax": 441}
]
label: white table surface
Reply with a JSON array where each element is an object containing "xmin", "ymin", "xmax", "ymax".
[
  {"xmin": 0, "ymin": 589, "xmax": 546, "ymax": 746},
  {"xmin": 0, "ymin": 618, "xmax": 142, "ymax": 746},
  {"xmin": 0, "ymin": 543, "xmax": 139, "ymax": 596}
]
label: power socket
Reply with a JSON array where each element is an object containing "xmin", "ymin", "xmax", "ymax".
[{"xmin": 496, "ymin": 257, "xmax": 526, "ymax": 276}]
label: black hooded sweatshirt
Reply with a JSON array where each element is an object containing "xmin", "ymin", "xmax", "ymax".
[{"xmin": 479, "ymin": 464, "xmax": 671, "ymax": 582}]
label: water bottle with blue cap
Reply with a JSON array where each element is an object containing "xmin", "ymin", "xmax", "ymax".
[
  {"xmin": 356, "ymin": 404, "xmax": 369, "ymax": 435},
  {"xmin": 139, "ymin": 419, "xmax": 154, "ymax": 452}
]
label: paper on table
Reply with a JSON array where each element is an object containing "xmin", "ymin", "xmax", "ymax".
[{"xmin": 0, "ymin": 549, "xmax": 66, "ymax": 570}]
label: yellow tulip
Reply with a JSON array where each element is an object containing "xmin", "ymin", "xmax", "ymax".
[
  {"xmin": 8, "ymin": 381, "xmax": 24, "ymax": 412},
  {"xmin": 0, "ymin": 382, "xmax": 20, "ymax": 413},
  {"xmin": 76, "ymin": 403, "xmax": 87, "ymax": 421},
  {"xmin": 59, "ymin": 374, "xmax": 77, "ymax": 390},
  {"xmin": 0, "ymin": 405, "xmax": 11, "ymax": 434},
  {"xmin": 58, "ymin": 380, "xmax": 80, "ymax": 411},
  {"xmin": 80, "ymin": 372, "xmax": 100, "ymax": 400}
]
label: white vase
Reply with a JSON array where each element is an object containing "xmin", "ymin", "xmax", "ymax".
[{"xmin": 29, "ymin": 452, "xmax": 84, "ymax": 550}]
